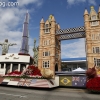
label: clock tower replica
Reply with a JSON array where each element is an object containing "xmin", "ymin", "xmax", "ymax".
[
  {"xmin": 84, "ymin": 6, "xmax": 100, "ymax": 68},
  {"xmin": 38, "ymin": 15, "xmax": 61, "ymax": 78}
]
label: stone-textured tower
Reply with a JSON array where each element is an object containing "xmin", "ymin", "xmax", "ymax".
[
  {"xmin": 20, "ymin": 11, "xmax": 29, "ymax": 54},
  {"xmin": 84, "ymin": 6, "xmax": 100, "ymax": 68},
  {"xmin": 38, "ymin": 15, "xmax": 61, "ymax": 78}
]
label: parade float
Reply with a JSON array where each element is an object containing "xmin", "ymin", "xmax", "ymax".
[
  {"xmin": 0, "ymin": 51, "xmax": 86, "ymax": 88},
  {"xmin": 0, "ymin": 53, "xmax": 59, "ymax": 88},
  {"xmin": 0, "ymin": 12, "xmax": 88, "ymax": 89},
  {"xmin": 0, "ymin": 6, "xmax": 100, "ymax": 90}
]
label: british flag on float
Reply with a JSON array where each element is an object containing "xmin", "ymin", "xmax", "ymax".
[{"xmin": 29, "ymin": 79, "xmax": 49, "ymax": 88}]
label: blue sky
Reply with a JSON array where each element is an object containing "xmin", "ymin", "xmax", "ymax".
[{"xmin": 0, "ymin": 0, "xmax": 99, "ymax": 58}]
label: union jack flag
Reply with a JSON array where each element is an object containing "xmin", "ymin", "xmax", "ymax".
[
  {"xmin": 29, "ymin": 79, "xmax": 49, "ymax": 88},
  {"xmin": 72, "ymin": 77, "xmax": 80, "ymax": 81}
]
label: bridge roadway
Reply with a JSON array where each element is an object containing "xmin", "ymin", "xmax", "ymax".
[{"xmin": 0, "ymin": 86, "xmax": 100, "ymax": 100}]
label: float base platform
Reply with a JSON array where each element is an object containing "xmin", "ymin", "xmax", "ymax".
[
  {"xmin": 0, "ymin": 72, "xmax": 87, "ymax": 88},
  {"xmin": 0, "ymin": 76, "xmax": 59, "ymax": 88}
]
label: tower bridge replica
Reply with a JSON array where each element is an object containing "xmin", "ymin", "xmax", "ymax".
[{"xmin": 0, "ymin": 6, "xmax": 100, "ymax": 89}]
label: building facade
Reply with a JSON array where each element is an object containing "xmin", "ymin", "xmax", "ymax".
[
  {"xmin": 84, "ymin": 6, "xmax": 100, "ymax": 68},
  {"xmin": 38, "ymin": 15, "xmax": 61, "ymax": 77},
  {"xmin": 0, "ymin": 53, "xmax": 33, "ymax": 75},
  {"xmin": 38, "ymin": 6, "xmax": 100, "ymax": 78}
]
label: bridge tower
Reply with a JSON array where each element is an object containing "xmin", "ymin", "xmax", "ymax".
[
  {"xmin": 84, "ymin": 6, "xmax": 100, "ymax": 68},
  {"xmin": 38, "ymin": 15, "xmax": 61, "ymax": 78}
]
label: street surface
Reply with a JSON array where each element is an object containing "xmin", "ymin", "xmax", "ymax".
[{"xmin": 0, "ymin": 86, "xmax": 100, "ymax": 100}]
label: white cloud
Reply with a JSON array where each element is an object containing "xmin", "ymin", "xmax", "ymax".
[
  {"xmin": 0, "ymin": 0, "xmax": 43, "ymax": 56},
  {"xmin": 0, "ymin": 8, "xmax": 26, "ymax": 30},
  {"xmin": 88, "ymin": 0, "xmax": 96, "ymax": 5},
  {"xmin": 0, "ymin": 0, "xmax": 8, "ymax": 2},
  {"xmin": 67, "ymin": 0, "xmax": 96, "ymax": 6},
  {"xmin": 0, "ymin": 8, "xmax": 24, "ymax": 55},
  {"xmin": 61, "ymin": 39, "xmax": 86, "ymax": 58},
  {"xmin": 17, "ymin": 0, "xmax": 43, "ymax": 7},
  {"xmin": 67, "ymin": 0, "xmax": 86, "ymax": 5}
]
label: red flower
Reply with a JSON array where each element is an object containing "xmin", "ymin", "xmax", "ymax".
[
  {"xmin": 86, "ymin": 77, "xmax": 100, "ymax": 91},
  {"xmin": 24, "ymin": 65, "xmax": 42, "ymax": 76},
  {"xmin": 7, "ymin": 71, "xmax": 22, "ymax": 76}
]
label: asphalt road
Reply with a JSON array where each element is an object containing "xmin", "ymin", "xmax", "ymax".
[{"xmin": 0, "ymin": 86, "xmax": 100, "ymax": 100}]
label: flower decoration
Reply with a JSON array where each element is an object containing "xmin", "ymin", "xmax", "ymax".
[
  {"xmin": 6, "ymin": 71, "xmax": 22, "ymax": 76},
  {"xmin": 86, "ymin": 66, "xmax": 100, "ymax": 93},
  {"xmin": 22, "ymin": 65, "xmax": 42, "ymax": 77},
  {"xmin": 86, "ymin": 77, "xmax": 100, "ymax": 92}
]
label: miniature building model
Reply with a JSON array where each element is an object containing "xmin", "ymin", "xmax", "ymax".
[
  {"xmin": 0, "ymin": 53, "xmax": 33, "ymax": 75},
  {"xmin": 38, "ymin": 6, "xmax": 100, "ymax": 75},
  {"xmin": 0, "ymin": 12, "xmax": 33, "ymax": 76},
  {"xmin": 38, "ymin": 15, "xmax": 61, "ymax": 77},
  {"xmin": 84, "ymin": 6, "xmax": 100, "ymax": 68},
  {"xmin": 20, "ymin": 11, "xmax": 29, "ymax": 54}
]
